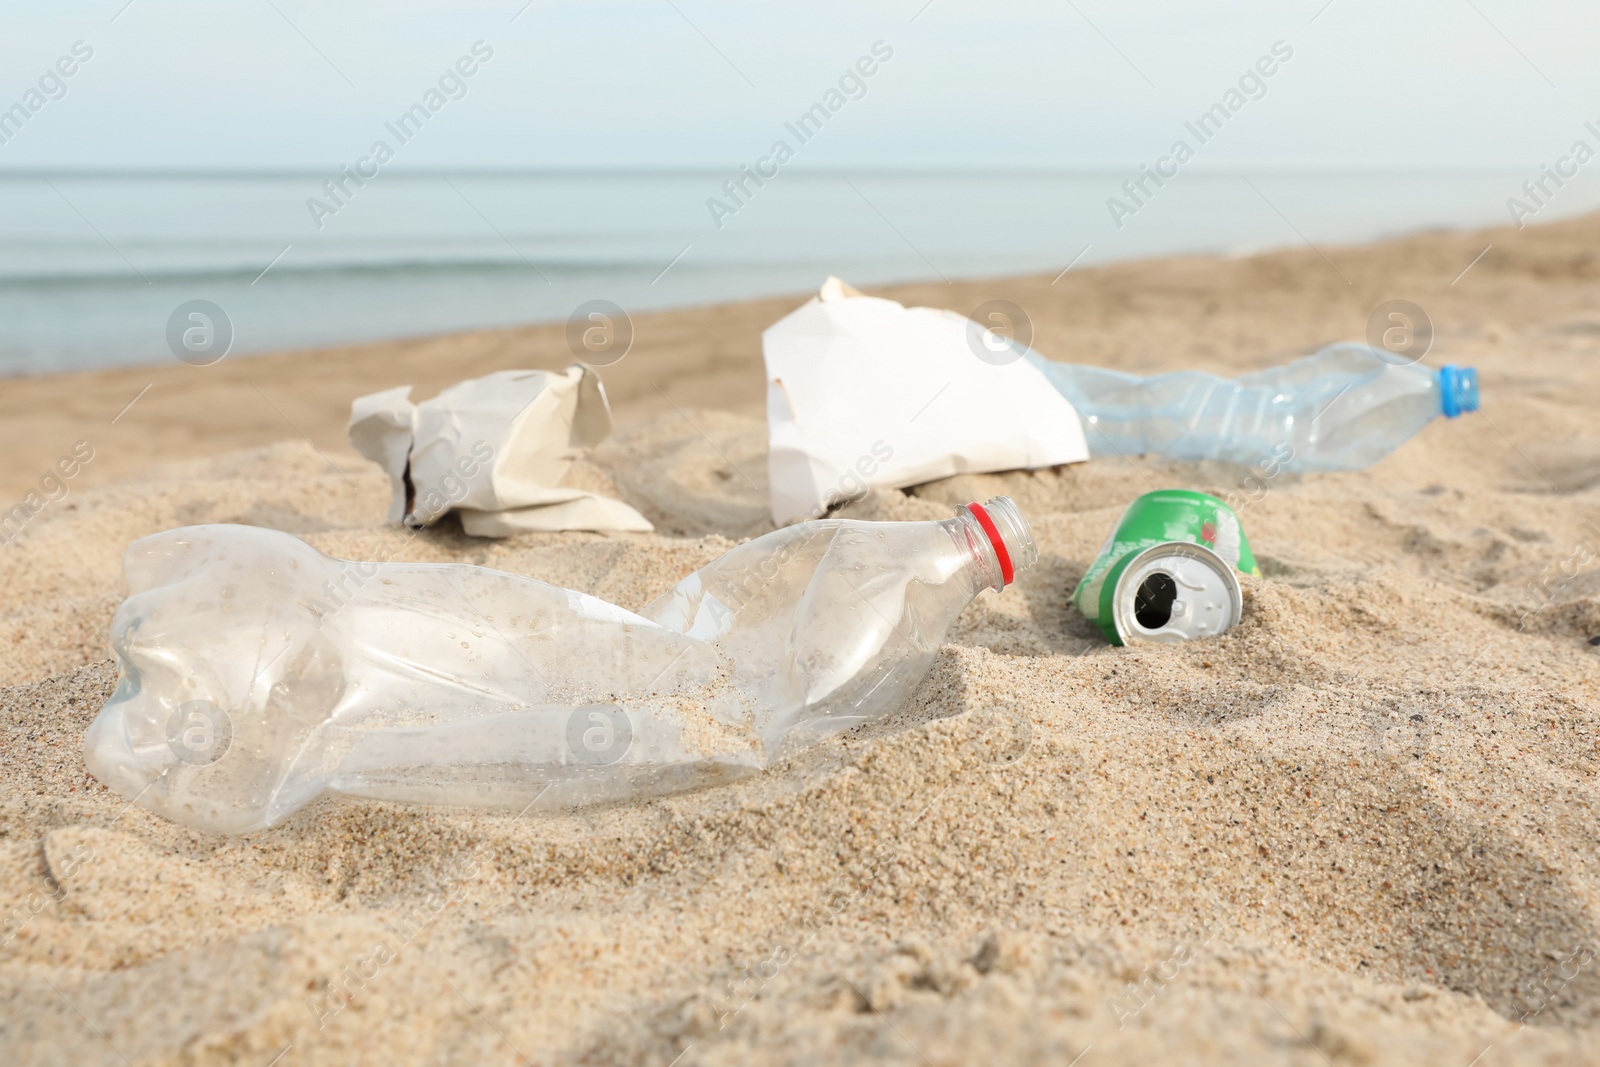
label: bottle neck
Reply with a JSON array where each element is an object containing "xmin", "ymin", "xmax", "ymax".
[{"xmin": 942, "ymin": 496, "xmax": 1040, "ymax": 594}]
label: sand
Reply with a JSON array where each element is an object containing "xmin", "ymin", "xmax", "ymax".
[{"xmin": 2, "ymin": 211, "xmax": 1599, "ymax": 1065}]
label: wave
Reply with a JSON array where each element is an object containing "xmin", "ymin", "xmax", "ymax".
[{"xmin": 0, "ymin": 255, "xmax": 795, "ymax": 286}]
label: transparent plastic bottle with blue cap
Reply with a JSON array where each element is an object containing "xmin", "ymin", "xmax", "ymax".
[{"xmin": 1027, "ymin": 343, "xmax": 1479, "ymax": 470}]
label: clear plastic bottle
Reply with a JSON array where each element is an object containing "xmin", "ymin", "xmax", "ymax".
[
  {"xmin": 83, "ymin": 498, "xmax": 1036, "ymax": 834},
  {"xmin": 1028, "ymin": 344, "xmax": 1479, "ymax": 471}
]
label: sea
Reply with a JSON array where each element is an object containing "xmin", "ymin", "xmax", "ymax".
[{"xmin": 0, "ymin": 168, "xmax": 1590, "ymax": 377}]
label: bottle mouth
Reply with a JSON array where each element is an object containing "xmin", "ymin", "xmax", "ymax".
[
  {"xmin": 960, "ymin": 496, "xmax": 1039, "ymax": 589},
  {"xmin": 1439, "ymin": 365, "xmax": 1480, "ymax": 418}
]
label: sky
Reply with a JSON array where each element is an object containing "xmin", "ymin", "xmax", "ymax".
[{"xmin": 1, "ymin": 0, "xmax": 1597, "ymax": 173}]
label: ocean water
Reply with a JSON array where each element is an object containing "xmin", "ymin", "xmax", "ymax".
[{"xmin": 0, "ymin": 168, "xmax": 1586, "ymax": 377}]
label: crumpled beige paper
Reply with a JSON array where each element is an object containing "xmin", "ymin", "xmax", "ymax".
[
  {"xmin": 762, "ymin": 277, "xmax": 1091, "ymax": 525},
  {"xmin": 348, "ymin": 366, "xmax": 654, "ymax": 536}
]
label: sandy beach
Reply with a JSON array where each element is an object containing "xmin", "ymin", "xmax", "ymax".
[{"xmin": 2, "ymin": 211, "xmax": 1599, "ymax": 1066}]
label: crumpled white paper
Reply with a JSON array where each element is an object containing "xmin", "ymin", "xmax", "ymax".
[
  {"xmin": 763, "ymin": 277, "xmax": 1090, "ymax": 525},
  {"xmin": 348, "ymin": 366, "xmax": 654, "ymax": 536}
]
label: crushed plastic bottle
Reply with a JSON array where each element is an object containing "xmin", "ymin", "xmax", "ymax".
[
  {"xmin": 83, "ymin": 498, "xmax": 1037, "ymax": 834},
  {"xmin": 1028, "ymin": 344, "xmax": 1479, "ymax": 471}
]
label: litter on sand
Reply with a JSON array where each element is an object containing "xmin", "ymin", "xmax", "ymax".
[
  {"xmin": 348, "ymin": 365, "xmax": 653, "ymax": 536},
  {"xmin": 1073, "ymin": 489, "xmax": 1260, "ymax": 646},
  {"xmin": 84, "ymin": 281, "xmax": 1496, "ymax": 835},
  {"xmin": 83, "ymin": 498, "xmax": 1036, "ymax": 833},
  {"xmin": 762, "ymin": 277, "xmax": 1089, "ymax": 525},
  {"xmin": 1031, "ymin": 342, "xmax": 1479, "ymax": 470}
]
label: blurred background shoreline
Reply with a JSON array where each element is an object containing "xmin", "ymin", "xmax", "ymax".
[
  {"xmin": 2, "ymin": 202, "xmax": 1594, "ymax": 502},
  {"xmin": 4, "ymin": 167, "xmax": 1596, "ymax": 377}
]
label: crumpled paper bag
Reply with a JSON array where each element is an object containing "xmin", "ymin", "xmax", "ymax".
[
  {"xmin": 348, "ymin": 365, "xmax": 653, "ymax": 536},
  {"xmin": 763, "ymin": 277, "xmax": 1090, "ymax": 525}
]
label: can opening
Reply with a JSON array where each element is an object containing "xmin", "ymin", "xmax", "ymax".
[
  {"xmin": 1133, "ymin": 572, "xmax": 1178, "ymax": 630},
  {"xmin": 1109, "ymin": 541, "xmax": 1243, "ymax": 645}
]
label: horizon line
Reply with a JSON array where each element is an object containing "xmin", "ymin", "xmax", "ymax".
[{"xmin": 0, "ymin": 164, "xmax": 1539, "ymax": 180}]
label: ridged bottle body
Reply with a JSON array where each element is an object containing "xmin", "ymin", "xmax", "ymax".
[{"xmin": 1032, "ymin": 344, "xmax": 1474, "ymax": 471}]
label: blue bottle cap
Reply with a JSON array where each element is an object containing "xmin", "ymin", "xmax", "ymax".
[{"xmin": 1439, "ymin": 365, "xmax": 1479, "ymax": 418}]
